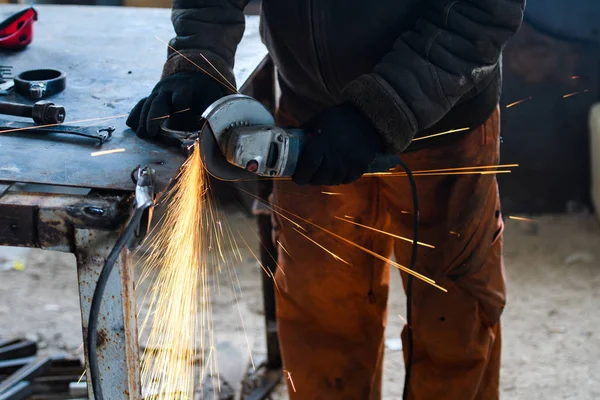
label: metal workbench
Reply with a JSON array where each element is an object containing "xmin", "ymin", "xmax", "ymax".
[{"xmin": 0, "ymin": 5, "xmax": 270, "ymax": 399}]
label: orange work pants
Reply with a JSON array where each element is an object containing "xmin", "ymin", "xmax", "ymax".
[{"xmin": 271, "ymin": 106, "xmax": 506, "ymax": 400}]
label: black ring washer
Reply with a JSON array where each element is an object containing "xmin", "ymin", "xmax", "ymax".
[{"xmin": 14, "ymin": 69, "xmax": 66, "ymax": 99}]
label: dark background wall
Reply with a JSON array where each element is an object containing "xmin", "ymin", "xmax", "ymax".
[{"xmin": 498, "ymin": 1, "xmax": 600, "ymax": 214}]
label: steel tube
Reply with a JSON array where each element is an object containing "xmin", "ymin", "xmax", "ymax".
[
  {"xmin": 0, "ymin": 101, "xmax": 31, "ymax": 119},
  {"xmin": 0, "ymin": 100, "xmax": 65, "ymax": 124}
]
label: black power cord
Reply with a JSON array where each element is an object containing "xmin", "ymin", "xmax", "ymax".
[
  {"xmin": 87, "ymin": 166, "xmax": 154, "ymax": 400},
  {"xmin": 396, "ymin": 158, "xmax": 419, "ymax": 400},
  {"xmin": 87, "ymin": 207, "xmax": 146, "ymax": 400}
]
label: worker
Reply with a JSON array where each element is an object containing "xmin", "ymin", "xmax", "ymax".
[{"xmin": 128, "ymin": 1, "xmax": 525, "ymax": 398}]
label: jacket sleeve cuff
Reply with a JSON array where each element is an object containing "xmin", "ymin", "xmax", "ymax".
[
  {"xmin": 341, "ymin": 73, "xmax": 417, "ymax": 154},
  {"xmin": 161, "ymin": 48, "xmax": 237, "ymax": 92}
]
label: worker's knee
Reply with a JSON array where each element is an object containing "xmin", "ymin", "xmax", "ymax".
[
  {"xmin": 410, "ymin": 220, "xmax": 506, "ymax": 362},
  {"xmin": 451, "ymin": 208, "xmax": 506, "ymax": 328},
  {"xmin": 411, "ymin": 272, "xmax": 504, "ymax": 365}
]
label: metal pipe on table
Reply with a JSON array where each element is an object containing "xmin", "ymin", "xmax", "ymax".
[{"xmin": 0, "ymin": 100, "xmax": 65, "ymax": 124}]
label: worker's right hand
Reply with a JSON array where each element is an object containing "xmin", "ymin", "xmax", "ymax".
[{"xmin": 126, "ymin": 72, "xmax": 228, "ymax": 138}]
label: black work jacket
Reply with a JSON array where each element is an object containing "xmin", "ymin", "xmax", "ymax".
[{"xmin": 163, "ymin": 0, "xmax": 525, "ymax": 152}]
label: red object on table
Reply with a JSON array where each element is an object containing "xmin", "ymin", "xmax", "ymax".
[{"xmin": 0, "ymin": 8, "xmax": 38, "ymax": 50}]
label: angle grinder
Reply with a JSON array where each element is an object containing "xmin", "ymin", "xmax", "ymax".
[{"xmin": 195, "ymin": 94, "xmax": 401, "ymax": 181}]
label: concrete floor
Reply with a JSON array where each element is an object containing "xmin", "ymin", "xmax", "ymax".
[{"xmin": 1, "ymin": 213, "xmax": 599, "ymax": 399}]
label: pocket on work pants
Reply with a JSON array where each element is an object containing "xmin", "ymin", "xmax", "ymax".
[{"xmin": 455, "ymin": 203, "xmax": 506, "ymax": 328}]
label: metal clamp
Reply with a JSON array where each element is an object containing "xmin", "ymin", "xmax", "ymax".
[
  {"xmin": 133, "ymin": 166, "xmax": 155, "ymax": 211},
  {"xmin": 129, "ymin": 165, "xmax": 155, "ymax": 248},
  {"xmin": 159, "ymin": 120, "xmax": 201, "ymax": 156},
  {"xmin": 14, "ymin": 69, "xmax": 66, "ymax": 100}
]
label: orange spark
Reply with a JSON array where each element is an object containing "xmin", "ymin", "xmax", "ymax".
[
  {"xmin": 343, "ymin": 215, "xmax": 354, "ymax": 219},
  {"xmin": 398, "ymin": 314, "xmax": 407, "ymax": 324},
  {"xmin": 411, "ymin": 164, "xmax": 519, "ymax": 174},
  {"xmin": 412, "ymin": 127, "xmax": 470, "ymax": 142},
  {"xmin": 450, "ymin": 231, "xmax": 461, "ymax": 238},
  {"xmin": 235, "ymin": 210, "xmax": 286, "ymax": 276},
  {"xmin": 224, "ymin": 260, "xmax": 256, "ymax": 369},
  {"xmin": 506, "ymin": 97, "xmax": 532, "ymax": 108},
  {"xmin": 509, "ymin": 216, "xmax": 535, "ymax": 222},
  {"xmin": 563, "ymin": 89, "xmax": 589, "ymax": 98},
  {"xmin": 571, "ymin": 76, "xmax": 580, "ymax": 80},
  {"xmin": 230, "ymin": 236, "xmax": 266, "ymax": 369},
  {"xmin": 90, "ymin": 148, "xmax": 126, "ymax": 157},
  {"xmin": 154, "ymin": 36, "xmax": 237, "ymax": 94},
  {"xmin": 366, "ymin": 169, "xmax": 512, "ymax": 178},
  {"xmin": 363, "ymin": 164, "xmax": 519, "ymax": 178},
  {"xmin": 293, "ymin": 228, "xmax": 351, "ymax": 266},
  {"xmin": 149, "ymin": 107, "xmax": 192, "ymax": 121},
  {"xmin": 277, "ymin": 240, "xmax": 292, "ymax": 258},
  {"xmin": 137, "ymin": 147, "xmax": 206, "ymax": 398},
  {"xmin": 196, "ymin": 51, "xmax": 237, "ymax": 95},
  {"xmin": 274, "ymin": 203, "xmax": 443, "ymax": 289},
  {"xmin": 238, "ymin": 233, "xmax": 273, "ymax": 278},
  {"xmin": 335, "ymin": 216, "xmax": 435, "ymax": 249},
  {"xmin": 321, "ymin": 191, "xmax": 343, "ymax": 196},
  {"xmin": 289, "ymin": 215, "xmax": 445, "ymax": 290},
  {"xmin": 283, "ymin": 370, "xmax": 297, "ymax": 393},
  {"xmin": 231, "ymin": 185, "xmax": 446, "ymax": 291},
  {"xmin": 411, "ymin": 170, "xmax": 511, "ymax": 177}
]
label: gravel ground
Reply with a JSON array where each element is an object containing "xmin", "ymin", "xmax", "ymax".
[{"xmin": 1, "ymin": 213, "xmax": 599, "ymax": 399}]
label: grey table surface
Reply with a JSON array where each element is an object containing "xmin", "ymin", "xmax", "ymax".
[{"xmin": 0, "ymin": 5, "xmax": 267, "ymax": 192}]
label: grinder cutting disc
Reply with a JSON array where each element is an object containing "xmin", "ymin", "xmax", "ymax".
[{"xmin": 199, "ymin": 94, "xmax": 275, "ymax": 181}]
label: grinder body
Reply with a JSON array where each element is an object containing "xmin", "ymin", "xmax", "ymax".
[
  {"xmin": 220, "ymin": 124, "xmax": 305, "ymax": 177},
  {"xmin": 200, "ymin": 94, "xmax": 400, "ymax": 181}
]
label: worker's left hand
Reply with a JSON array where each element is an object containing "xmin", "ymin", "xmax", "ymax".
[{"xmin": 293, "ymin": 104, "xmax": 384, "ymax": 186}]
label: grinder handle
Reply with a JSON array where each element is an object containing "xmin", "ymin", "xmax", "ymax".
[{"xmin": 291, "ymin": 129, "xmax": 400, "ymax": 174}]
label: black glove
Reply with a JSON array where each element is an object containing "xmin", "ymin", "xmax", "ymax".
[
  {"xmin": 293, "ymin": 104, "xmax": 385, "ymax": 186},
  {"xmin": 126, "ymin": 72, "xmax": 228, "ymax": 138}
]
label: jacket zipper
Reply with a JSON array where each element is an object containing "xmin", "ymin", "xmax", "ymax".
[{"xmin": 308, "ymin": 0, "xmax": 332, "ymax": 96}]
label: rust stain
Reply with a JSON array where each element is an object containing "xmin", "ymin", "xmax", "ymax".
[
  {"xmin": 119, "ymin": 247, "xmax": 142, "ymax": 397},
  {"xmin": 97, "ymin": 328, "xmax": 109, "ymax": 348},
  {"xmin": 43, "ymin": 220, "xmax": 62, "ymax": 227},
  {"xmin": 39, "ymin": 221, "xmax": 67, "ymax": 246}
]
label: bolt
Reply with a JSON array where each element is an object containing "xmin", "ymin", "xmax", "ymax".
[
  {"xmin": 29, "ymin": 83, "xmax": 45, "ymax": 100},
  {"xmin": 276, "ymin": 135, "xmax": 284, "ymax": 142},
  {"xmin": 36, "ymin": 102, "xmax": 66, "ymax": 124}
]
